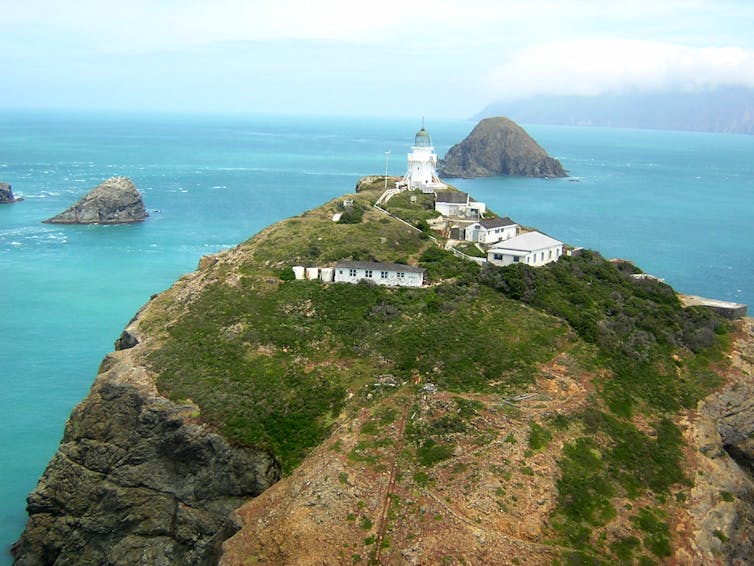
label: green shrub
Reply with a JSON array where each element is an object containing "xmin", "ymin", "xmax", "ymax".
[
  {"xmin": 609, "ymin": 536, "xmax": 640, "ymax": 562},
  {"xmin": 413, "ymin": 471, "xmax": 432, "ymax": 487},
  {"xmin": 416, "ymin": 439, "xmax": 454, "ymax": 467},
  {"xmin": 478, "ymin": 250, "xmax": 729, "ymax": 415},
  {"xmin": 279, "ymin": 266, "xmax": 295, "ymax": 281},
  {"xmin": 630, "ymin": 507, "xmax": 671, "ymax": 558},
  {"xmin": 337, "ymin": 204, "xmax": 365, "ymax": 224},
  {"xmin": 528, "ymin": 422, "xmax": 552, "ymax": 451}
]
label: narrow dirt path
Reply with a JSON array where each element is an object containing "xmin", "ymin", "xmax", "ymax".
[{"xmin": 373, "ymin": 401, "xmax": 411, "ymax": 562}]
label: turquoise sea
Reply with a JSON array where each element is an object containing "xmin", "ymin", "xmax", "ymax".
[{"xmin": 1, "ymin": 112, "xmax": 753, "ymax": 561}]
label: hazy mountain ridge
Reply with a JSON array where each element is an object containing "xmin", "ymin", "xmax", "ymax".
[{"xmin": 478, "ymin": 86, "xmax": 754, "ymax": 134}]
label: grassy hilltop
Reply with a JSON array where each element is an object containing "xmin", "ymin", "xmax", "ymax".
[{"xmin": 138, "ymin": 178, "xmax": 734, "ymax": 564}]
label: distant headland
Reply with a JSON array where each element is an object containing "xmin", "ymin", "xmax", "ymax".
[{"xmin": 477, "ymin": 86, "xmax": 754, "ymax": 135}]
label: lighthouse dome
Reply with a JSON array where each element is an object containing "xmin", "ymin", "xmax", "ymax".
[{"xmin": 414, "ymin": 127, "xmax": 432, "ymax": 147}]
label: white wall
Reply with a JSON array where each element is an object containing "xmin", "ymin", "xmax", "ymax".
[
  {"xmin": 527, "ymin": 245, "xmax": 563, "ymax": 266},
  {"xmin": 467, "ymin": 224, "xmax": 518, "ymax": 244},
  {"xmin": 487, "ymin": 245, "xmax": 563, "ymax": 267},
  {"xmin": 435, "ymin": 201, "xmax": 486, "ymax": 219},
  {"xmin": 334, "ymin": 267, "xmax": 423, "ymax": 287},
  {"xmin": 407, "ymin": 147, "xmax": 438, "ymax": 189}
]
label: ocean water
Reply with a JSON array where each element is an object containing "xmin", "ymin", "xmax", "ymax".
[{"xmin": 1, "ymin": 112, "xmax": 752, "ymax": 561}]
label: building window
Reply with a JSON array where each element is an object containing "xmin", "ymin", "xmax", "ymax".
[
  {"xmin": 512, "ymin": 256, "xmax": 519, "ymax": 263},
  {"xmin": 397, "ymin": 272, "xmax": 405, "ymax": 278},
  {"xmin": 365, "ymin": 270, "xmax": 373, "ymax": 278},
  {"xmin": 349, "ymin": 268, "xmax": 357, "ymax": 277},
  {"xmin": 381, "ymin": 271, "xmax": 388, "ymax": 279},
  {"xmin": 549, "ymin": 250, "xmax": 552, "ymax": 259},
  {"xmin": 493, "ymin": 253, "xmax": 503, "ymax": 261}
]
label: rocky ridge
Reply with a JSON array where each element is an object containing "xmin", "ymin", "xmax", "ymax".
[
  {"xmin": 43, "ymin": 176, "xmax": 148, "ymax": 224},
  {"xmin": 438, "ymin": 117, "xmax": 567, "ymax": 178}
]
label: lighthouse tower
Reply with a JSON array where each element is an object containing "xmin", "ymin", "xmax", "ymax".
[{"xmin": 400, "ymin": 123, "xmax": 446, "ymax": 193}]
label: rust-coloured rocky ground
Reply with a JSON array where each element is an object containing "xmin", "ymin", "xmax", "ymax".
[{"xmin": 220, "ymin": 321, "xmax": 754, "ymax": 565}]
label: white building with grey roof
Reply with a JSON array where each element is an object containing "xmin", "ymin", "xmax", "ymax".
[
  {"xmin": 464, "ymin": 216, "xmax": 518, "ymax": 244},
  {"xmin": 487, "ymin": 231, "xmax": 564, "ymax": 267},
  {"xmin": 434, "ymin": 190, "xmax": 487, "ymax": 219},
  {"xmin": 334, "ymin": 261, "xmax": 425, "ymax": 287}
]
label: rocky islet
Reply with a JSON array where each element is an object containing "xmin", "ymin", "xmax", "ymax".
[
  {"xmin": 438, "ymin": 117, "xmax": 567, "ymax": 179},
  {"xmin": 43, "ymin": 176, "xmax": 148, "ymax": 224},
  {"xmin": 0, "ymin": 181, "xmax": 22, "ymax": 204}
]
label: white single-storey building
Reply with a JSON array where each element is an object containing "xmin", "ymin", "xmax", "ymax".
[
  {"xmin": 334, "ymin": 261, "xmax": 425, "ymax": 287},
  {"xmin": 464, "ymin": 216, "xmax": 518, "ymax": 244},
  {"xmin": 435, "ymin": 190, "xmax": 486, "ymax": 219},
  {"xmin": 487, "ymin": 231, "xmax": 564, "ymax": 267}
]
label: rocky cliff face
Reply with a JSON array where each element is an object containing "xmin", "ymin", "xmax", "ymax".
[
  {"xmin": 438, "ymin": 117, "xmax": 566, "ymax": 178},
  {"xmin": 12, "ymin": 315, "xmax": 280, "ymax": 566},
  {"xmin": 43, "ymin": 176, "xmax": 148, "ymax": 224},
  {"xmin": 1, "ymin": 181, "xmax": 22, "ymax": 203}
]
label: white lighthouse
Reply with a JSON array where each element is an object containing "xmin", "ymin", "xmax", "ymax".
[{"xmin": 400, "ymin": 123, "xmax": 446, "ymax": 193}]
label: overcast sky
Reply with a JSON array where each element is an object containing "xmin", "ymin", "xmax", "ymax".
[{"xmin": 1, "ymin": 0, "xmax": 753, "ymax": 117}]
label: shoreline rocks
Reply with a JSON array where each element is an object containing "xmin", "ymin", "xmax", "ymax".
[
  {"xmin": 438, "ymin": 117, "xmax": 567, "ymax": 179},
  {"xmin": 0, "ymin": 182, "xmax": 23, "ymax": 204},
  {"xmin": 44, "ymin": 176, "xmax": 148, "ymax": 224}
]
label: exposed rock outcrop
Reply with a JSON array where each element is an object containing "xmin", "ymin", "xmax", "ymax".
[
  {"xmin": 43, "ymin": 176, "xmax": 148, "ymax": 224},
  {"xmin": 438, "ymin": 117, "xmax": 567, "ymax": 178},
  {"xmin": 683, "ymin": 319, "xmax": 754, "ymax": 564},
  {"xmin": 1, "ymin": 181, "xmax": 22, "ymax": 203},
  {"xmin": 12, "ymin": 321, "xmax": 280, "ymax": 566}
]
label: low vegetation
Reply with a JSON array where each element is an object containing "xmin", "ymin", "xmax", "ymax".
[
  {"xmin": 142, "ymin": 186, "xmax": 731, "ymax": 561},
  {"xmin": 382, "ymin": 190, "xmax": 440, "ymax": 227}
]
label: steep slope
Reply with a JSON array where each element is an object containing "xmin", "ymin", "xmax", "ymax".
[
  {"xmin": 438, "ymin": 117, "xmax": 566, "ymax": 178},
  {"xmin": 14, "ymin": 179, "xmax": 753, "ymax": 565}
]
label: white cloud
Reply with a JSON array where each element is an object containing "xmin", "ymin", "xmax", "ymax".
[
  {"xmin": 2, "ymin": 0, "xmax": 754, "ymax": 115},
  {"xmin": 485, "ymin": 40, "xmax": 754, "ymax": 101},
  {"xmin": 4, "ymin": 0, "xmax": 737, "ymax": 54},
  {"xmin": 2, "ymin": 0, "xmax": 501, "ymax": 53}
]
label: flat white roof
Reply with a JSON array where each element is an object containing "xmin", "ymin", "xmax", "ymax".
[{"xmin": 489, "ymin": 231, "xmax": 563, "ymax": 253}]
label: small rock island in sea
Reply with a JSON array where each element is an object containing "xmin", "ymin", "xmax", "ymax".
[
  {"xmin": 438, "ymin": 116, "xmax": 567, "ymax": 178},
  {"xmin": 44, "ymin": 176, "xmax": 148, "ymax": 224},
  {"xmin": 0, "ymin": 181, "xmax": 23, "ymax": 203}
]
